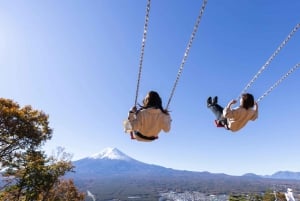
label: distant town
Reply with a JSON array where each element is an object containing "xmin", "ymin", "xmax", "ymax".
[
  {"xmin": 159, "ymin": 191, "xmax": 228, "ymax": 201},
  {"xmin": 157, "ymin": 190, "xmax": 299, "ymax": 201}
]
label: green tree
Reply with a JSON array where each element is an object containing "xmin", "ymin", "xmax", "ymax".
[
  {"xmin": 229, "ymin": 193, "xmax": 263, "ymax": 201},
  {"xmin": 263, "ymin": 190, "xmax": 275, "ymax": 201},
  {"xmin": 229, "ymin": 194, "xmax": 248, "ymax": 201},
  {"xmin": 0, "ymin": 98, "xmax": 85, "ymax": 200}
]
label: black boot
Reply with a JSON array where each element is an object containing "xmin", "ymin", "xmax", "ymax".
[
  {"xmin": 212, "ymin": 96, "xmax": 218, "ymax": 105},
  {"xmin": 207, "ymin": 97, "xmax": 212, "ymax": 107}
]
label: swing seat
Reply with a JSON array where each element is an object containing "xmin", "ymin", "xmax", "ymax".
[{"xmin": 214, "ymin": 120, "xmax": 224, "ymax": 127}]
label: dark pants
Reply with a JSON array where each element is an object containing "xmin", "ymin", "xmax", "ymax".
[
  {"xmin": 208, "ymin": 104, "xmax": 229, "ymax": 129},
  {"xmin": 208, "ymin": 104, "xmax": 223, "ymax": 119}
]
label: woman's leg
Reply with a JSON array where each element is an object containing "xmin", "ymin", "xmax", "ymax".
[
  {"xmin": 208, "ymin": 104, "xmax": 224, "ymax": 120},
  {"xmin": 207, "ymin": 97, "xmax": 229, "ymax": 128},
  {"xmin": 207, "ymin": 96, "xmax": 226, "ymax": 120}
]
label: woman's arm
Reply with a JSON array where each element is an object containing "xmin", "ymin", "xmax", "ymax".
[
  {"xmin": 252, "ymin": 102, "xmax": 259, "ymax": 120},
  {"xmin": 162, "ymin": 114, "xmax": 171, "ymax": 132},
  {"xmin": 223, "ymin": 99, "xmax": 237, "ymax": 118},
  {"xmin": 128, "ymin": 106, "xmax": 137, "ymax": 121}
]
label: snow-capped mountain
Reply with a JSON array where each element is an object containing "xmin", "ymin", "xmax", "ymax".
[
  {"xmin": 72, "ymin": 147, "xmax": 179, "ymax": 178},
  {"xmin": 88, "ymin": 147, "xmax": 133, "ymax": 161},
  {"xmin": 71, "ymin": 147, "xmax": 300, "ymax": 182}
]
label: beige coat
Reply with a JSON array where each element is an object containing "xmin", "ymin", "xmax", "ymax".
[
  {"xmin": 128, "ymin": 108, "xmax": 171, "ymax": 141},
  {"xmin": 223, "ymin": 105, "xmax": 258, "ymax": 132}
]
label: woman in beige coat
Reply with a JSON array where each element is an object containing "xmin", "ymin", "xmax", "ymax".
[
  {"xmin": 207, "ymin": 93, "xmax": 258, "ymax": 132},
  {"xmin": 124, "ymin": 91, "xmax": 171, "ymax": 141}
]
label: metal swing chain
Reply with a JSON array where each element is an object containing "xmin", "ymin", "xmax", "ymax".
[
  {"xmin": 134, "ymin": 0, "xmax": 151, "ymax": 107},
  {"xmin": 165, "ymin": 0, "xmax": 208, "ymax": 110},
  {"xmin": 237, "ymin": 23, "xmax": 300, "ymax": 100},
  {"xmin": 257, "ymin": 63, "xmax": 300, "ymax": 102}
]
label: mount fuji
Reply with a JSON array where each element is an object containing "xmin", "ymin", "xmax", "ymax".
[
  {"xmin": 71, "ymin": 147, "xmax": 300, "ymax": 181},
  {"xmin": 71, "ymin": 147, "xmax": 183, "ymax": 178}
]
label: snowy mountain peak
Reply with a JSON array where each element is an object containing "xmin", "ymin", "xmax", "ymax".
[{"xmin": 89, "ymin": 147, "xmax": 132, "ymax": 161}]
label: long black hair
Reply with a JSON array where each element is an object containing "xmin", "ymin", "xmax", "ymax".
[{"xmin": 139, "ymin": 91, "xmax": 169, "ymax": 115}]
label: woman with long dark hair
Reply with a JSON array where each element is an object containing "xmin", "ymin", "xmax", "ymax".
[
  {"xmin": 124, "ymin": 91, "xmax": 171, "ymax": 141},
  {"xmin": 207, "ymin": 93, "xmax": 258, "ymax": 132}
]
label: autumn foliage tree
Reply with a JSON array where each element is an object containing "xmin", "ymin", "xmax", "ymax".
[
  {"xmin": 0, "ymin": 98, "xmax": 85, "ymax": 200},
  {"xmin": 0, "ymin": 98, "xmax": 52, "ymax": 166}
]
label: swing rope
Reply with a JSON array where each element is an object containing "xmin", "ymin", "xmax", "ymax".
[
  {"xmin": 237, "ymin": 23, "xmax": 300, "ymax": 101},
  {"xmin": 165, "ymin": 0, "xmax": 208, "ymax": 110},
  {"xmin": 257, "ymin": 62, "xmax": 300, "ymax": 102},
  {"xmin": 134, "ymin": 0, "xmax": 151, "ymax": 107}
]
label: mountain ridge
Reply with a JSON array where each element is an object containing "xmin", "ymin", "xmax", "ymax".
[{"xmin": 73, "ymin": 147, "xmax": 300, "ymax": 180}]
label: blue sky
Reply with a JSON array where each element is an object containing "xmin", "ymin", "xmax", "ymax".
[{"xmin": 1, "ymin": 1, "xmax": 299, "ymax": 176}]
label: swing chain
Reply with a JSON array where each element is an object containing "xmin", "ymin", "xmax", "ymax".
[
  {"xmin": 257, "ymin": 63, "xmax": 300, "ymax": 102},
  {"xmin": 237, "ymin": 23, "xmax": 300, "ymax": 100},
  {"xmin": 134, "ymin": 0, "xmax": 151, "ymax": 107},
  {"xmin": 165, "ymin": 0, "xmax": 208, "ymax": 110}
]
